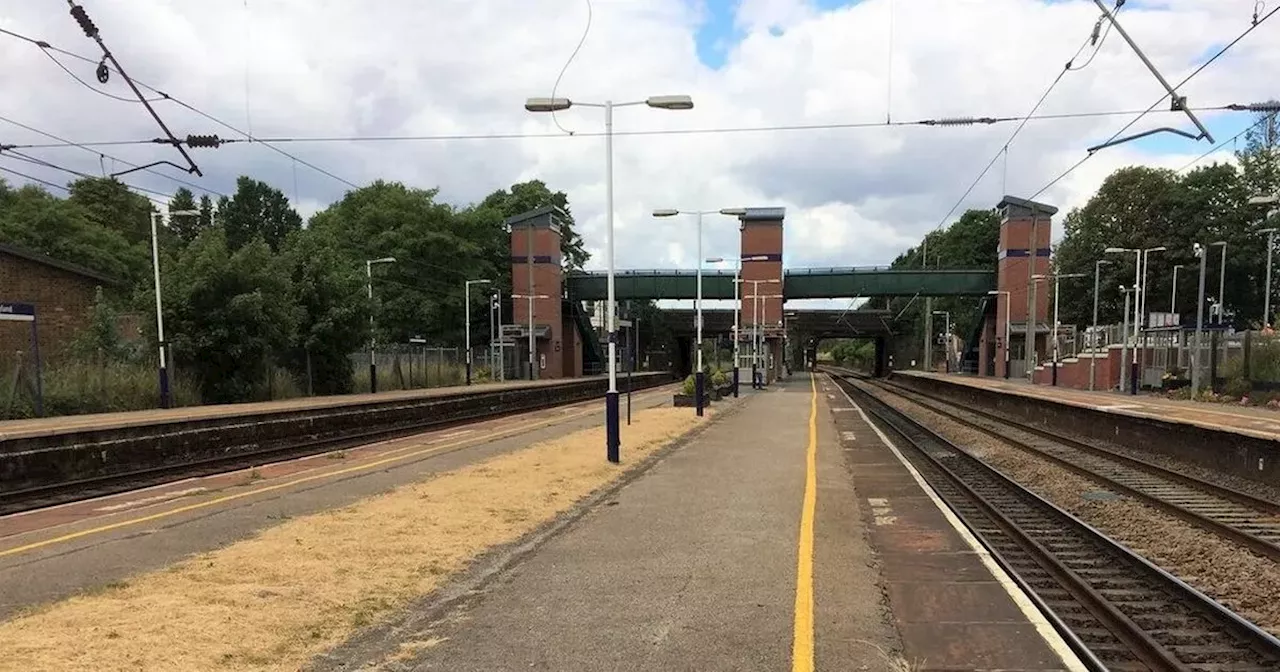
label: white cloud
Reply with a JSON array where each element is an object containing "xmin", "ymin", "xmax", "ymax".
[{"xmin": 0, "ymin": 0, "xmax": 1275, "ymax": 284}]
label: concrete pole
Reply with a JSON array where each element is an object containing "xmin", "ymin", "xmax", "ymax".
[
  {"xmin": 732, "ymin": 267, "xmax": 741, "ymax": 396},
  {"xmin": 1192, "ymin": 244, "xmax": 1208, "ymax": 393},
  {"xmin": 366, "ymin": 260, "xmax": 376, "ymax": 394}
]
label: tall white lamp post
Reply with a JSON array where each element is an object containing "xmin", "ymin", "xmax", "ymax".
[
  {"xmin": 150, "ymin": 209, "xmax": 200, "ymax": 409},
  {"xmin": 525, "ymin": 94, "xmax": 693, "ymax": 463},
  {"xmin": 708, "ymin": 255, "xmax": 768, "ymax": 397},
  {"xmin": 365, "ymin": 257, "xmax": 397, "ymax": 393}
]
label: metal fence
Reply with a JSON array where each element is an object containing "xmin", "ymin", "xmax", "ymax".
[{"xmin": 349, "ymin": 345, "xmax": 463, "ymax": 392}]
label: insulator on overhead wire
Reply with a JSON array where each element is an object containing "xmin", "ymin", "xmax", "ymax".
[
  {"xmin": 69, "ymin": 4, "xmax": 98, "ymax": 38},
  {"xmin": 185, "ymin": 134, "xmax": 223, "ymax": 148},
  {"xmin": 923, "ymin": 117, "xmax": 998, "ymax": 126}
]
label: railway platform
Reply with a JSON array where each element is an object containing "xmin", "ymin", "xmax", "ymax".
[
  {"xmin": 323, "ymin": 374, "xmax": 1084, "ymax": 671},
  {"xmin": 898, "ymin": 370, "xmax": 1280, "ymax": 441},
  {"xmin": 894, "ymin": 371, "xmax": 1280, "ymax": 486}
]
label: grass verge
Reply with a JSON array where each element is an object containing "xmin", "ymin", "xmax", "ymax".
[{"xmin": 0, "ymin": 406, "xmax": 707, "ymax": 671}]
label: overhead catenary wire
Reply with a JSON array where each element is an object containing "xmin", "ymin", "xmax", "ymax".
[
  {"xmin": 4, "ymin": 105, "xmax": 1248, "ymax": 150},
  {"xmin": 546, "ymin": 0, "xmax": 592, "ymax": 136},
  {"xmin": 930, "ymin": 2, "xmax": 1124, "ymax": 233},
  {"xmin": 0, "ymin": 25, "xmax": 358, "ymax": 190},
  {"xmin": 0, "ymin": 163, "xmax": 72, "ymax": 192},
  {"xmin": 0, "ymin": 149, "xmax": 177, "ymax": 201},
  {"xmin": 1175, "ymin": 113, "xmax": 1275, "ymax": 173},
  {"xmin": 1027, "ymin": 5, "xmax": 1279, "ymax": 201},
  {"xmin": 0, "ymin": 113, "xmax": 226, "ymax": 197}
]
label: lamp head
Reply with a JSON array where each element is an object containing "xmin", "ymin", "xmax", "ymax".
[
  {"xmin": 645, "ymin": 95, "xmax": 694, "ymax": 110},
  {"xmin": 652, "ymin": 209, "xmax": 679, "ymax": 217},
  {"xmin": 524, "ymin": 97, "xmax": 572, "ymax": 112},
  {"xmin": 718, "ymin": 207, "xmax": 747, "ymax": 216}
]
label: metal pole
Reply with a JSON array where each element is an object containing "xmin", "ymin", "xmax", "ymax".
[
  {"xmin": 1140, "ymin": 249, "xmax": 1150, "ymax": 330},
  {"xmin": 1122, "ymin": 287, "xmax": 1132, "ymax": 393},
  {"xmin": 1003, "ymin": 293, "xmax": 1011, "ymax": 379},
  {"xmin": 1026, "ymin": 214, "xmax": 1038, "ymax": 379},
  {"xmin": 367, "ymin": 259, "xmax": 376, "ymax": 394},
  {"xmin": 1192, "ymin": 244, "xmax": 1208, "ymax": 392},
  {"xmin": 1266, "ymin": 231, "xmax": 1275, "ymax": 327},
  {"xmin": 1052, "ymin": 275, "xmax": 1061, "ymax": 386},
  {"xmin": 149, "ymin": 212, "xmax": 171, "ymax": 409},
  {"xmin": 1171, "ymin": 265, "xmax": 1181, "ymax": 313},
  {"xmin": 489, "ymin": 295, "xmax": 496, "ymax": 381},
  {"xmin": 1131, "ymin": 250, "xmax": 1141, "ymax": 394},
  {"xmin": 604, "ymin": 100, "xmax": 620, "ymax": 463},
  {"xmin": 1217, "ymin": 243, "xmax": 1227, "ymax": 325},
  {"xmin": 1091, "ymin": 261, "xmax": 1103, "ymax": 391},
  {"xmin": 496, "ymin": 293, "xmax": 504, "ymax": 382},
  {"xmin": 527, "ymin": 222, "xmax": 535, "ymax": 381},
  {"xmin": 695, "ymin": 211, "xmax": 704, "ymax": 417},
  {"xmin": 923, "ymin": 296, "xmax": 933, "ymax": 371},
  {"xmin": 465, "ymin": 281, "xmax": 472, "ymax": 385},
  {"xmin": 732, "ymin": 267, "xmax": 741, "ymax": 397}
]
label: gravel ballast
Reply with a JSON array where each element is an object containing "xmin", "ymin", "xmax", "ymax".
[{"xmin": 859, "ymin": 381, "xmax": 1280, "ymax": 638}]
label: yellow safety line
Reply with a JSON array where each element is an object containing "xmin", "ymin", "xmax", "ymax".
[
  {"xmin": 792, "ymin": 373, "xmax": 818, "ymax": 672},
  {"xmin": 0, "ymin": 388, "xmax": 668, "ymax": 559}
]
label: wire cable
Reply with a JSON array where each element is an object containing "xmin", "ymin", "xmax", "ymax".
[
  {"xmin": 6, "ymin": 105, "xmax": 1242, "ymax": 150},
  {"xmin": 0, "ymin": 25, "xmax": 356, "ymax": 189},
  {"xmin": 39, "ymin": 48, "xmax": 166, "ymax": 103},
  {"xmin": 0, "ymin": 113, "xmax": 226, "ymax": 197},
  {"xmin": 1175, "ymin": 113, "xmax": 1273, "ymax": 173},
  {"xmin": 547, "ymin": 0, "xmax": 592, "ymax": 136},
  {"xmin": 1028, "ymin": 5, "xmax": 1278, "ymax": 200},
  {"xmin": 930, "ymin": 4, "xmax": 1122, "ymax": 231},
  {"xmin": 0, "ymin": 163, "xmax": 71, "ymax": 192},
  {"xmin": 0, "ymin": 149, "xmax": 176, "ymax": 200}
]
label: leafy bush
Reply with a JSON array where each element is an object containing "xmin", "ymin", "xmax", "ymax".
[
  {"xmin": 1, "ymin": 359, "xmax": 200, "ymax": 420},
  {"xmin": 710, "ymin": 369, "xmax": 728, "ymax": 387},
  {"xmin": 681, "ymin": 375, "xmax": 696, "ymax": 396}
]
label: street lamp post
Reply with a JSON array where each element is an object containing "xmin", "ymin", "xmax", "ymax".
[
  {"xmin": 987, "ymin": 290, "xmax": 1011, "ymax": 379},
  {"xmin": 526, "ymin": 94, "xmax": 692, "ymax": 464},
  {"xmin": 1091, "ymin": 259, "xmax": 1112, "ymax": 391},
  {"xmin": 150, "ymin": 209, "xmax": 199, "ymax": 409},
  {"xmin": 1035, "ymin": 272, "xmax": 1086, "ymax": 386},
  {"xmin": 1120, "ymin": 284, "xmax": 1134, "ymax": 392},
  {"xmin": 1140, "ymin": 246, "xmax": 1167, "ymax": 332},
  {"xmin": 1171, "ymin": 264, "xmax": 1185, "ymax": 313},
  {"xmin": 710, "ymin": 255, "xmax": 768, "ymax": 397},
  {"xmin": 1192, "ymin": 243, "xmax": 1209, "ymax": 393},
  {"xmin": 1251, "ymin": 194, "xmax": 1279, "ymax": 326},
  {"xmin": 512, "ymin": 293, "xmax": 549, "ymax": 380},
  {"xmin": 1105, "ymin": 247, "xmax": 1141, "ymax": 393},
  {"xmin": 365, "ymin": 257, "xmax": 397, "ymax": 394},
  {"xmin": 654, "ymin": 207, "xmax": 746, "ymax": 417},
  {"xmin": 464, "ymin": 279, "xmax": 491, "ymax": 385},
  {"xmin": 1212, "ymin": 241, "xmax": 1228, "ymax": 324}
]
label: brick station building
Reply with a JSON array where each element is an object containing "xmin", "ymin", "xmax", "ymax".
[{"xmin": 0, "ymin": 243, "xmax": 124, "ymax": 366}]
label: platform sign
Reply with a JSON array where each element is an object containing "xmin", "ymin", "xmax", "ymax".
[
  {"xmin": 0, "ymin": 303, "xmax": 36, "ymax": 321},
  {"xmin": 0, "ymin": 302, "xmax": 42, "ymax": 415},
  {"xmin": 1147, "ymin": 312, "xmax": 1180, "ymax": 328}
]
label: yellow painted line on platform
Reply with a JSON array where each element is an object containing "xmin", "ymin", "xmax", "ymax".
[
  {"xmin": 0, "ymin": 389, "xmax": 669, "ymax": 560},
  {"xmin": 791, "ymin": 373, "xmax": 818, "ymax": 672}
]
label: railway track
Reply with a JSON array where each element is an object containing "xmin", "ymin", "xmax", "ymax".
[
  {"xmin": 829, "ymin": 373, "xmax": 1280, "ymax": 671},
  {"xmin": 863, "ymin": 376, "xmax": 1280, "ymax": 562},
  {"xmin": 0, "ymin": 378, "xmax": 671, "ymax": 517}
]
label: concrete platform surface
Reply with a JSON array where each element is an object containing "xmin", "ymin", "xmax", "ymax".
[
  {"xmin": 0, "ymin": 373, "xmax": 662, "ymax": 441},
  {"xmin": 821, "ymin": 375, "xmax": 1085, "ymax": 672},
  {"xmin": 326, "ymin": 375, "xmax": 899, "ymax": 671},
  {"xmin": 326, "ymin": 374, "xmax": 1084, "ymax": 672},
  {"xmin": 900, "ymin": 370, "xmax": 1280, "ymax": 441}
]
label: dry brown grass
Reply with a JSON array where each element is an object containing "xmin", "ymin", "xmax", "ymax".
[{"xmin": 0, "ymin": 407, "xmax": 708, "ymax": 672}]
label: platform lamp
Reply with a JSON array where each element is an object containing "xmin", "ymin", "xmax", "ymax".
[
  {"xmin": 708, "ymin": 255, "xmax": 768, "ymax": 397},
  {"xmin": 365, "ymin": 257, "xmax": 397, "ymax": 393},
  {"xmin": 512, "ymin": 293, "xmax": 550, "ymax": 381},
  {"xmin": 1090, "ymin": 259, "xmax": 1112, "ymax": 391},
  {"xmin": 987, "ymin": 290, "xmax": 1011, "ymax": 379},
  {"xmin": 653, "ymin": 207, "xmax": 747, "ymax": 417},
  {"xmin": 526, "ymin": 94, "xmax": 693, "ymax": 464},
  {"xmin": 150, "ymin": 209, "xmax": 200, "ymax": 409},
  {"xmin": 1105, "ymin": 247, "xmax": 1142, "ymax": 393},
  {"xmin": 463, "ymin": 279, "xmax": 491, "ymax": 385},
  {"xmin": 1034, "ymin": 272, "xmax": 1086, "ymax": 387},
  {"xmin": 1250, "ymin": 193, "xmax": 1279, "ymax": 326}
]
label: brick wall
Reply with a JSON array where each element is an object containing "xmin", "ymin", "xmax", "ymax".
[{"xmin": 0, "ymin": 250, "xmax": 109, "ymax": 365}]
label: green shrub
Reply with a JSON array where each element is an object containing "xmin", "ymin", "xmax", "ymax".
[
  {"xmin": 1, "ymin": 358, "xmax": 200, "ymax": 420},
  {"xmin": 710, "ymin": 369, "xmax": 728, "ymax": 387},
  {"xmin": 681, "ymin": 375, "xmax": 696, "ymax": 396}
]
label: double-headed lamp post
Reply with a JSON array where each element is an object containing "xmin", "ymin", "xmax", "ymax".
[
  {"xmin": 464, "ymin": 279, "xmax": 491, "ymax": 385},
  {"xmin": 987, "ymin": 290, "xmax": 1011, "ymax": 379},
  {"xmin": 653, "ymin": 207, "xmax": 746, "ymax": 416},
  {"xmin": 150, "ymin": 209, "xmax": 200, "ymax": 409},
  {"xmin": 525, "ymin": 94, "xmax": 693, "ymax": 464},
  {"xmin": 1105, "ymin": 247, "xmax": 1142, "ymax": 393},
  {"xmin": 1250, "ymin": 194, "xmax": 1279, "ymax": 326},
  {"xmin": 1091, "ymin": 259, "xmax": 1112, "ymax": 391},
  {"xmin": 931, "ymin": 310, "xmax": 951, "ymax": 372},
  {"xmin": 1033, "ymin": 272, "xmax": 1086, "ymax": 387},
  {"xmin": 708, "ymin": 255, "xmax": 768, "ymax": 397},
  {"xmin": 1139, "ymin": 246, "xmax": 1167, "ymax": 329},
  {"xmin": 366, "ymin": 257, "xmax": 397, "ymax": 393}
]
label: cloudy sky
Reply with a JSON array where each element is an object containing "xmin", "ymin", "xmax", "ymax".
[{"xmin": 1, "ymin": 0, "xmax": 1277, "ymax": 286}]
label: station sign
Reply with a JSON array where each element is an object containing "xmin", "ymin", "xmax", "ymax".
[{"xmin": 0, "ymin": 303, "xmax": 36, "ymax": 322}]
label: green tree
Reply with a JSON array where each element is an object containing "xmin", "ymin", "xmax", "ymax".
[
  {"xmin": 280, "ymin": 228, "xmax": 370, "ymax": 394},
  {"xmin": 166, "ymin": 188, "xmax": 208, "ymax": 245},
  {"xmin": 163, "ymin": 228, "xmax": 299, "ymax": 402},
  {"xmin": 1237, "ymin": 105, "xmax": 1279, "ymax": 199},
  {"xmin": 0, "ymin": 182, "xmax": 146, "ymax": 281},
  {"xmin": 216, "ymin": 176, "xmax": 303, "ymax": 253},
  {"xmin": 67, "ymin": 177, "xmax": 155, "ymax": 246},
  {"xmin": 479, "ymin": 180, "xmax": 589, "ymax": 271}
]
